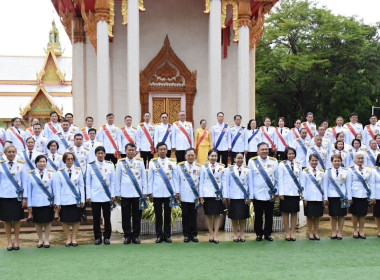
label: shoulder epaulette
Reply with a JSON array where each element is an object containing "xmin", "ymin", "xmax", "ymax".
[
  {"xmin": 135, "ymin": 157, "xmax": 143, "ymax": 160},
  {"xmin": 195, "ymin": 163, "xmax": 202, "ymax": 167},
  {"xmin": 281, "ymin": 160, "xmax": 286, "ymax": 163},
  {"xmin": 269, "ymin": 157, "xmax": 277, "ymax": 161},
  {"xmin": 375, "ymin": 166, "xmax": 379, "ymax": 169},
  {"xmin": 219, "ymin": 163, "xmax": 225, "ymax": 167},
  {"xmin": 228, "ymin": 164, "xmax": 233, "ymax": 167},
  {"xmin": 139, "ymin": 122, "xmax": 144, "ymax": 125},
  {"xmin": 150, "ymin": 158, "xmax": 156, "ymax": 161},
  {"xmin": 309, "ymin": 146, "xmax": 314, "ymax": 149},
  {"xmin": 169, "ymin": 158, "xmax": 176, "ymax": 162},
  {"xmin": 244, "ymin": 164, "xmax": 248, "ymax": 168},
  {"xmin": 365, "ymin": 165, "xmax": 370, "ymax": 168},
  {"xmin": 121, "ymin": 126, "xmax": 125, "ymax": 129},
  {"xmin": 342, "ymin": 167, "xmax": 348, "ymax": 170},
  {"xmin": 349, "ymin": 165, "xmax": 354, "ymax": 168},
  {"xmin": 47, "ymin": 169, "xmax": 55, "ymax": 172},
  {"xmin": 327, "ymin": 167, "xmax": 332, "ymax": 170},
  {"xmin": 303, "ymin": 167, "xmax": 309, "ymax": 171},
  {"xmin": 58, "ymin": 167, "xmax": 64, "ymax": 171},
  {"xmin": 74, "ymin": 166, "xmax": 81, "ymax": 170},
  {"xmin": 178, "ymin": 162, "xmax": 185, "ymax": 165},
  {"xmin": 89, "ymin": 161, "xmax": 95, "ymax": 164},
  {"xmin": 17, "ymin": 159, "xmax": 25, "ymax": 164},
  {"xmin": 251, "ymin": 156, "xmax": 258, "ymax": 160},
  {"xmin": 0, "ymin": 160, "xmax": 5, "ymax": 163},
  {"xmin": 28, "ymin": 169, "xmax": 35, "ymax": 173},
  {"xmin": 319, "ymin": 168, "xmax": 324, "ymax": 172},
  {"xmin": 132, "ymin": 126, "xmax": 137, "ymax": 130},
  {"xmin": 361, "ymin": 148, "xmax": 368, "ymax": 151},
  {"xmin": 118, "ymin": 158, "xmax": 126, "ymax": 161},
  {"xmin": 295, "ymin": 160, "xmax": 301, "ymax": 164},
  {"xmin": 106, "ymin": 160, "xmax": 113, "ymax": 164},
  {"xmin": 83, "ymin": 147, "xmax": 89, "ymax": 151},
  {"xmin": 81, "ymin": 127, "xmax": 85, "ymax": 130},
  {"xmin": 322, "ymin": 146, "xmax": 327, "ymax": 149},
  {"xmin": 68, "ymin": 146, "xmax": 73, "ymax": 149},
  {"xmin": 58, "ymin": 153, "xmax": 63, "ymax": 156}
]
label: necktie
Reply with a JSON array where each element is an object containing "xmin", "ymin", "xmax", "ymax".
[
  {"xmin": 8, "ymin": 161, "xmax": 13, "ymax": 170},
  {"xmin": 92, "ymin": 141, "xmax": 94, "ymax": 147},
  {"xmin": 313, "ymin": 168, "xmax": 317, "ymax": 177},
  {"xmin": 281, "ymin": 128, "xmax": 283, "ymax": 134},
  {"xmin": 52, "ymin": 154, "xmax": 55, "ymax": 161},
  {"xmin": 40, "ymin": 171, "xmax": 43, "ymax": 179},
  {"xmin": 68, "ymin": 168, "xmax": 72, "ymax": 179},
  {"xmin": 212, "ymin": 164, "xmax": 215, "ymax": 174},
  {"xmin": 266, "ymin": 127, "xmax": 268, "ymax": 132},
  {"xmin": 336, "ymin": 169, "xmax": 339, "ymax": 177},
  {"xmin": 238, "ymin": 167, "xmax": 241, "ymax": 176},
  {"xmin": 29, "ymin": 151, "xmax": 32, "ymax": 160},
  {"xmin": 17, "ymin": 129, "xmax": 20, "ymax": 134},
  {"xmin": 291, "ymin": 162, "xmax": 294, "ymax": 171}
]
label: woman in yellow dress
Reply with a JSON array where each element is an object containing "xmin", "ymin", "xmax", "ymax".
[{"xmin": 195, "ymin": 119, "xmax": 212, "ymax": 164}]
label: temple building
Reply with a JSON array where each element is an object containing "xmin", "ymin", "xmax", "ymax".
[
  {"xmin": 53, "ymin": 0, "xmax": 277, "ymax": 126},
  {"xmin": 0, "ymin": 20, "xmax": 72, "ymax": 127}
]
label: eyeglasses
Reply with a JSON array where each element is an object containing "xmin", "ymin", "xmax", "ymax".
[{"xmin": 66, "ymin": 158, "xmax": 74, "ymax": 161}]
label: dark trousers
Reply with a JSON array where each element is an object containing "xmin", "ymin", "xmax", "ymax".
[
  {"xmin": 246, "ymin": 152, "xmax": 257, "ymax": 165},
  {"xmin": 140, "ymin": 151, "xmax": 154, "ymax": 168},
  {"xmin": 277, "ymin": 151, "xmax": 286, "ymax": 161},
  {"xmin": 121, "ymin": 197, "xmax": 142, "ymax": 238},
  {"xmin": 181, "ymin": 202, "xmax": 198, "ymax": 238},
  {"xmin": 217, "ymin": 150, "xmax": 228, "ymax": 166},
  {"xmin": 230, "ymin": 151, "xmax": 244, "ymax": 165},
  {"xmin": 105, "ymin": 154, "xmax": 117, "ymax": 165},
  {"xmin": 175, "ymin": 150, "xmax": 186, "ymax": 163},
  {"xmin": 91, "ymin": 202, "xmax": 111, "ymax": 239},
  {"xmin": 153, "ymin": 197, "xmax": 171, "ymax": 238},
  {"xmin": 253, "ymin": 199, "xmax": 274, "ymax": 237}
]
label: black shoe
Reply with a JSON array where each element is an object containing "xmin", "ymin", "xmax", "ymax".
[
  {"xmin": 124, "ymin": 237, "xmax": 131, "ymax": 244},
  {"xmin": 7, "ymin": 246, "xmax": 13, "ymax": 251},
  {"xmin": 239, "ymin": 239, "xmax": 246, "ymax": 242},
  {"xmin": 353, "ymin": 234, "xmax": 359, "ymax": 239},
  {"xmin": 72, "ymin": 243, "xmax": 78, "ymax": 247},
  {"xmin": 164, "ymin": 236, "xmax": 172, "ymax": 243},
  {"xmin": 132, "ymin": 237, "xmax": 141, "ymax": 244},
  {"xmin": 184, "ymin": 236, "xmax": 190, "ymax": 243},
  {"xmin": 314, "ymin": 235, "xmax": 320, "ymax": 241},
  {"xmin": 330, "ymin": 235, "xmax": 337, "ymax": 240},
  {"xmin": 337, "ymin": 236, "xmax": 343, "ymax": 240},
  {"xmin": 65, "ymin": 242, "xmax": 72, "ymax": 247},
  {"xmin": 26, "ymin": 217, "xmax": 33, "ymax": 223},
  {"xmin": 264, "ymin": 235, "xmax": 273, "ymax": 241},
  {"xmin": 233, "ymin": 238, "xmax": 239, "ymax": 242},
  {"xmin": 43, "ymin": 244, "xmax": 50, "ymax": 248},
  {"xmin": 213, "ymin": 240, "xmax": 219, "ymax": 244},
  {"xmin": 13, "ymin": 246, "xmax": 20, "ymax": 250},
  {"xmin": 95, "ymin": 238, "xmax": 102, "ymax": 245},
  {"xmin": 155, "ymin": 236, "xmax": 163, "ymax": 243},
  {"xmin": 104, "ymin": 239, "xmax": 111, "ymax": 245},
  {"xmin": 191, "ymin": 236, "xmax": 199, "ymax": 243},
  {"xmin": 37, "ymin": 243, "xmax": 43, "ymax": 248},
  {"xmin": 359, "ymin": 234, "xmax": 366, "ymax": 239},
  {"xmin": 290, "ymin": 238, "xmax": 296, "ymax": 241},
  {"xmin": 256, "ymin": 235, "xmax": 263, "ymax": 241},
  {"xmin": 81, "ymin": 213, "xmax": 87, "ymax": 220},
  {"xmin": 208, "ymin": 239, "xmax": 214, "ymax": 243}
]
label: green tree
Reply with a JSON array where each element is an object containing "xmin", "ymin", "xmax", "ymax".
[{"xmin": 256, "ymin": 0, "xmax": 380, "ymax": 126}]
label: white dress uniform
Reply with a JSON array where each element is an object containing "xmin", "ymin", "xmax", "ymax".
[
  {"xmin": 85, "ymin": 160, "xmax": 115, "ymax": 202},
  {"xmin": 177, "ymin": 161, "xmax": 202, "ymax": 202},
  {"xmin": 67, "ymin": 145, "xmax": 90, "ymax": 175},
  {"xmin": 154, "ymin": 123, "xmax": 172, "ymax": 150},
  {"xmin": 301, "ymin": 167, "xmax": 325, "ymax": 202},
  {"xmin": 244, "ymin": 129, "xmax": 260, "ymax": 153},
  {"xmin": 291, "ymin": 138, "xmax": 310, "ymax": 167},
  {"xmin": 346, "ymin": 148, "xmax": 367, "ymax": 167},
  {"xmin": 327, "ymin": 126, "xmax": 346, "ymax": 143},
  {"xmin": 5, "ymin": 127, "xmax": 25, "ymax": 153},
  {"xmin": 306, "ymin": 145, "xmax": 329, "ymax": 169},
  {"xmin": 54, "ymin": 166, "xmax": 85, "ymax": 205},
  {"xmin": 248, "ymin": 156, "xmax": 279, "ymax": 200},
  {"xmin": 69, "ymin": 124, "xmax": 80, "ymax": 135},
  {"xmin": 309, "ymin": 135, "xmax": 331, "ymax": 149},
  {"xmin": 0, "ymin": 127, "xmax": 6, "ymax": 153},
  {"xmin": 19, "ymin": 149, "xmax": 42, "ymax": 171},
  {"xmin": 199, "ymin": 163, "xmax": 225, "ymax": 198},
  {"xmin": 172, "ymin": 121, "xmax": 194, "ymax": 150},
  {"xmin": 300, "ymin": 121, "xmax": 317, "ymax": 140},
  {"xmin": 33, "ymin": 134, "xmax": 48, "ymax": 154},
  {"xmin": 259, "ymin": 126, "xmax": 276, "ymax": 149},
  {"xmin": 343, "ymin": 122, "xmax": 363, "ymax": 145},
  {"xmin": 278, "ymin": 160, "xmax": 303, "ymax": 196},
  {"xmin": 230, "ymin": 125, "xmax": 245, "ymax": 153},
  {"xmin": 120, "ymin": 126, "xmax": 137, "ymax": 151},
  {"xmin": 364, "ymin": 148, "xmax": 379, "ymax": 167},
  {"xmin": 80, "ymin": 126, "xmax": 97, "ymax": 141},
  {"xmin": 46, "ymin": 151, "xmax": 64, "ymax": 171},
  {"xmin": 288, "ymin": 128, "xmax": 302, "ymax": 143},
  {"xmin": 57, "ymin": 130, "xmax": 75, "ymax": 154},
  {"xmin": 43, "ymin": 122, "xmax": 63, "ymax": 141},
  {"xmin": 84, "ymin": 140, "xmax": 103, "ymax": 163},
  {"xmin": 372, "ymin": 167, "xmax": 380, "ymax": 200},
  {"xmin": 329, "ymin": 149, "xmax": 350, "ymax": 168},
  {"xmin": 26, "ymin": 168, "xmax": 55, "ymax": 207},
  {"xmin": 349, "ymin": 165, "xmax": 374, "ymax": 199},
  {"xmin": 0, "ymin": 158, "xmax": 28, "ymax": 198},
  {"xmin": 97, "ymin": 124, "xmax": 122, "ymax": 154},
  {"xmin": 273, "ymin": 127, "xmax": 290, "ymax": 153},
  {"xmin": 363, "ymin": 124, "xmax": 380, "ymax": 147},
  {"xmin": 211, "ymin": 123, "xmax": 231, "ymax": 151},
  {"xmin": 223, "ymin": 164, "xmax": 252, "ymax": 199},
  {"xmin": 329, "ymin": 141, "xmax": 351, "ymax": 153},
  {"xmin": 115, "ymin": 157, "xmax": 147, "ymax": 197},
  {"xmin": 148, "ymin": 157, "xmax": 178, "ymax": 197},
  {"xmin": 136, "ymin": 122, "xmax": 155, "ymax": 152},
  {"xmin": 322, "ymin": 167, "xmax": 352, "ymax": 201}
]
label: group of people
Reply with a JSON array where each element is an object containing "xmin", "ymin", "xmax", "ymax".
[{"xmin": 1, "ymin": 110, "xmax": 380, "ymax": 251}]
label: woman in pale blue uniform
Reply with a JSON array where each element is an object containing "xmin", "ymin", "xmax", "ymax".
[
  {"xmin": 224, "ymin": 152, "xmax": 252, "ymax": 242},
  {"xmin": 347, "ymin": 139, "xmax": 366, "ymax": 167},
  {"xmin": 244, "ymin": 119, "xmax": 260, "ymax": 165},
  {"xmin": 55, "ymin": 152, "xmax": 85, "ymax": 247},
  {"xmin": 278, "ymin": 147, "xmax": 302, "ymax": 241},
  {"xmin": 301, "ymin": 154, "xmax": 325, "ymax": 240},
  {"xmin": 46, "ymin": 140, "xmax": 64, "ymax": 171},
  {"xmin": 0, "ymin": 144, "xmax": 28, "ymax": 251},
  {"xmin": 199, "ymin": 149, "xmax": 225, "ymax": 244},
  {"xmin": 26, "ymin": 155, "xmax": 55, "ymax": 248}
]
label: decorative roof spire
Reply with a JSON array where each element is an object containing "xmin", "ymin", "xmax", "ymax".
[{"xmin": 47, "ymin": 19, "xmax": 63, "ymax": 56}]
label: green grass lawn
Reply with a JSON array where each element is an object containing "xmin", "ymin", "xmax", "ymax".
[{"xmin": 1, "ymin": 238, "xmax": 380, "ymax": 280}]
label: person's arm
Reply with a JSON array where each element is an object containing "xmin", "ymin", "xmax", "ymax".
[
  {"xmin": 346, "ymin": 169, "xmax": 352, "ymax": 201},
  {"xmin": 26, "ymin": 174, "xmax": 32, "ymax": 207},
  {"xmin": 322, "ymin": 171, "xmax": 328, "ymax": 201},
  {"xmin": 278, "ymin": 163, "xmax": 284, "ymax": 197},
  {"xmin": 115, "ymin": 161, "xmax": 122, "ymax": 197},
  {"xmin": 140, "ymin": 160, "xmax": 148, "ymax": 195},
  {"xmin": 85, "ymin": 165, "xmax": 91, "ymax": 201},
  {"xmin": 199, "ymin": 167, "xmax": 205, "ymax": 198},
  {"xmin": 147, "ymin": 161, "xmax": 154, "ymax": 196},
  {"xmin": 171, "ymin": 124, "xmax": 176, "ymax": 150},
  {"xmin": 109, "ymin": 163, "xmax": 115, "ymax": 199},
  {"xmin": 223, "ymin": 168, "xmax": 229, "ymax": 199}
]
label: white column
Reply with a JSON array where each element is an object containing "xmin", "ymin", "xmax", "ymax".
[
  {"xmin": 208, "ymin": 0, "xmax": 222, "ymax": 115},
  {"xmin": 72, "ymin": 40, "xmax": 86, "ymax": 125},
  {"xmin": 249, "ymin": 45, "xmax": 256, "ymax": 118},
  {"xmin": 127, "ymin": 0, "xmax": 140, "ymax": 119},
  {"xmin": 238, "ymin": 24, "xmax": 250, "ymax": 120},
  {"xmin": 97, "ymin": 20, "xmax": 111, "ymax": 125}
]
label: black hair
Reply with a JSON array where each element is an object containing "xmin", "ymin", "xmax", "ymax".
[
  {"xmin": 349, "ymin": 112, "xmax": 358, "ymax": 118},
  {"xmin": 124, "ymin": 115, "xmax": 132, "ymax": 120},
  {"xmin": 185, "ymin": 148, "xmax": 196, "ymax": 155},
  {"xmin": 106, "ymin": 113, "xmax": 114, "ymax": 118},
  {"xmin": 156, "ymin": 142, "xmax": 167, "ymax": 150},
  {"xmin": 35, "ymin": 154, "xmax": 47, "ymax": 165},
  {"xmin": 85, "ymin": 116, "xmax": 93, "ymax": 121},
  {"xmin": 47, "ymin": 140, "xmax": 59, "ymax": 150},
  {"xmin": 285, "ymin": 147, "xmax": 297, "ymax": 159},
  {"xmin": 125, "ymin": 143, "xmax": 136, "ymax": 150},
  {"xmin": 257, "ymin": 142, "xmax": 269, "ymax": 150},
  {"xmin": 351, "ymin": 139, "xmax": 361, "ymax": 147},
  {"xmin": 11, "ymin": 117, "xmax": 21, "ymax": 124},
  {"xmin": 65, "ymin": 113, "xmax": 73, "ymax": 118},
  {"xmin": 247, "ymin": 119, "xmax": 256, "ymax": 130},
  {"xmin": 88, "ymin": 128, "xmax": 97, "ymax": 134},
  {"xmin": 217, "ymin": 112, "xmax": 224, "ymax": 117},
  {"xmin": 50, "ymin": 111, "xmax": 58, "ymax": 117},
  {"xmin": 160, "ymin": 112, "xmax": 168, "ymax": 117},
  {"xmin": 234, "ymin": 115, "xmax": 242, "ymax": 120},
  {"xmin": 74, "ymin": 133, "xmax": 83, "ymax": 139},
  {"xmin": 95, "ymin": 146, "xmax": 106, "ymax": 153},
  {"xmin": 200, "ymin": 119, "xmax": 206, "ymax": 125},
  {"xmin": 207, "ymin": 149, "xmax": 218, "ymax": 157}
]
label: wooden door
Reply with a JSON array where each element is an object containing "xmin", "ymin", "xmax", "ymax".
[{"xmin": 152, "ymin": 97, "xmax": 181, "ymax": 124}]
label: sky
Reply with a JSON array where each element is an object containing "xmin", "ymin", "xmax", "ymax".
[{"xmin": 0, "ymin": 0, "xmax": 379, "ymax": 57}]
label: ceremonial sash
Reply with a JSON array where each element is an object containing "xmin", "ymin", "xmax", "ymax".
[
  {"xmin": 196, "ymin": 129, "xmax": 208, "ymax": 151},
  {"xmin": 122, "ymin": 127, "xmax": 134, "ymax": 144},
  {"xmin": 81, "ymin": 128, "xmax": 89, "ymax": 141},
  {"xmin": 367, "ymin": 150, "xmax": 376, "ymax": 166},
  {"xmin": 349, "ymin": 150, "xmax": 354, "ymax": 161},
  {"xmin": 346, "ymin": 123, "xmax": 357, "ymax": 137},
  {"xmin": 248, "ymin": 129, "xmax": 259, "ymax": 144},
  {"xmin": 180, "ymin": 164, "xmax": 200, "ymax": 208},
  {"xmin": 176, "ymin": 122, "xmax": 192, "ymax": 146},
  {"xmin": 205, "ymin": 164, "xmax": 223, "ymax": 200},
  {"xmin": 284, "ymin": 162, "xmax": 303, "ymax": 195},
  {"xmin": 253, "ymin": 158, "xmax": 277, "ymax": 201},
  {"xmin": 261, "ymin": 127, "xmax": 275, "ymax": 148},
  {"xmin": 67, "ymin": 147, "xmax": 81, "ymax": 168},
  {"xmin": 0, "ymin": 138, "xmax": 4, "ymax": 147},
  {"xmin": 366, "ymin": 125, "xmax": 376, "ymax": 140},
  {"xmin": 9, "ymin": 127, "xmax": 25, "ymax": 149},
  {"xmin": 161, "ymin": 124, "xmax": 171, "ymax": 143},
  {"xmin": 231, "ymin": 128, "xmax": 243, "ymax": 149},
  {"xmin": 302, "ymin": 122, "xmax": 314, "ymax": 139},
  {"xmin": 121, "ymin": 159, "xmax": 148, "ymax": 210},
  {"xmin": 30, "ymin": 172, "xmax": 54, "ymax": 206},
  {"xmin": 56, "ymin": 132, "xmax": 69, "ymax": 150},
  {"xmin": 47, "ymin": 157, "xmax": 58, "ymax": 171},
  {"xmin": 90, "ymin": 162, "xmax": 116, "ymax": 210},
  {"xmin": 215, "ymin": 124, "xmax": 229, "ymax": 150},
  {"xmin": 327, "ymin": 169, "xmax": 349, "ymax": 208},
  {"xmin": 47, "ymin": 122, "xmax": 58, "ymax": 135},
  {"xmin": 229, "ymin": 166, "xmax": 249, "ymax": 204},
  {"xmin": 140, "ymin": 124, "xmax": 154, "ymax": 154},
  {"xmin": 292, "ymin": 128, "xmax": 300, "ymax": 139},
  {"xmin": 311, "ymin": 147, "xmax": 325, "ymax": 170},
  {"xmin": 332, "ymin": 127, "xmax": 337, "ymax": 138},
  {"xmin": 296, "ymin": 138, "xmax": 307, "ymax": 155},
  {"xmin": 102, "ymin": 125, "xmax": 120, "ymax": 157},
  {"xmin": 305, "ymin": 170, "xmax": 324, "ymax": 196},
  {"xmin": 22, "ymin": 151, "xmax": 34, "ymax": 170},
  {"xmin": 59, "ymin": 169, "xmax": 81, "ymax": 207},
  {"xmin": 27, "ymin": 127, "xmax": 34, "ymax": 136},
  {"xmin": 153, "ymin": 159, "xmax": 178, "ymax": 207},
  {"xmin": 350, "ymin": 166, "xmax": 371, "ymax": 202},
  {"xmin": 0, "ymin": 161, "xmax": 23, "ymax": 201},
  {"xmin": 275, "ymin": 128, "xmax": 288, "ymax": 148}
]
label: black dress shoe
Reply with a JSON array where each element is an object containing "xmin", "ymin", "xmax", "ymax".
[
  {"xmin": 132, "ymin": 237, "xmax": 140, "ymax": 244},
  {"xmin": 256, "ymin": 236, "xmax": 263, "ymax": 241},
  {"xmin": 239, "ymin": 239, "xmax": 246, "ymax": 242},
  {"xmin": 353, "ymin": 234, "xmax": 359, "ymax": 239},
  {"xmin": 37, "ymin": 243, "xmax": 43, "ymax": 248},
  {"xmin": 359, "ymin": 234, "xmax": 366, "ymax": 239},
  {"xmin": 208, "ymin": 239, "xmax": 214, "ymax": 243},
  {"xmin": 290, "ymin": 238, "xmax": 296, "ymax": 241},
  {"xmin": 313, "ymin": 235, "xmax": 320, "ymax": 241},
  {"xmin": 95, "ymin": 238, "xmax": 102, "ymax": 245},
  {"xmin": 13, "ymin": 246, "xmax": 20, "ymax": 250},
  {"xmin": 124, "ymin": 237, "xmax": 131, "ymax": 244},
  {"xmin": 72, "ymin": 243, "xmax": 78, "ymax": 247},
  {"xmin": 337, "ymin": 236, "xmax": 343, "ymax": 240},
  {"xmin": 184, "ymin": 236, "xmax": 190, "ymax": 242},
  {"xmin": 213, "ymin": 240, "xmax": 219, "ymax": 244},
  {"xmin": 81, "ymin": 214, "xmax": 87, "ymax": 220},
  {"xmin": 104, "ymin": 239, "xmax": 111, "ymax": 245},
  {"xmin": 233, "ymin": 238, "xmax": 239, "ymax": 242},
  {"xmin": 43, "ymin": 244, "xmax": 50, "ymax": 248},
  {"xmin": 65, "ymin": 243, "xmax": 72, "ymax": 247},
  {"xmin": 330, "ymin": 235, "xmax": 337, "ymax": 240},
  {"xmin": 164, "ymin": 236, "xmax": 172, "ymax": 243},
  {"xmin": 155, "ymin": 236, "xmax": 163, "ymax": 243},
  {"xmin": 191, "ymin": 236, "xmax": 199, "ymax": 242},
  {"xmin": 7, "ymin": 246, "xmax": 13, "ymax": 251},
  {"xmin": 264, "ymin": 235, "xmax": 273, "ymax": 241}
]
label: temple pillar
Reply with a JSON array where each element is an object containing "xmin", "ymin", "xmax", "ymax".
[{"xmin": 249, "ymin": 45, "xmax": 256, "ymax": 119}]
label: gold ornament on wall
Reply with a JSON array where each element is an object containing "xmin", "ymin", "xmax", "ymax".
[
  {"xmin": 222, "ymin": 0, "xmax": 239, "ymax": 42},
  {"xmin": 204, "ymin": 0, "xmax": 210, "ymax": 14},
  {"xmin": 108, "ymin": 0, "xmax": 115, "ymax": 37}
]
